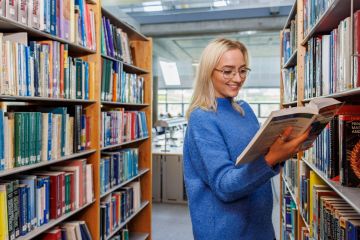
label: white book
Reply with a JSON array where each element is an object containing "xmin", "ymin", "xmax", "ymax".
[
  {"xmin": 69, "ymin": 0, "xmax": 75, "ymax": 43},
  {"xmin": 342, "ymin": 17, "xmax": 351, "ymax": 90},
  {"xmin": 39, "ymin": 0, "xmax": 45, "ymax": 30},
  {"xmin": 321, "ymin": 35, "xmax": 330, "ymax": 96},
  {"xmin": 27, "ymin": 0, "xmax": 33, "ymax": 27},
  {"xmin": 5, "ymin": 0, "xmax": 17, "ymax": 21},
  {"xmin": 129, "ymin": 181, "xmax": 141, "ymax": 211},
  {"xmin": 0, "ymin": 0, "xmax": 5, "ymax": 16},
  {"xmin": 63, "ymin": 222, "xmax": 81, "ymax": 239},
  {"xmin": 18, "ymin": 0, "xmax": 27, "ymax": 25},
  {"xmin": 86, "ymin": 164, "xmax": 93, "ymax": 203},
  {"xmin": 3, "ymin": 114, "xmax": 8, "ymax": 170},
  {"xmin": 235, "ymin": 98, "xmax": 343, "ymax": 165},
  {"xmin": 62, "ymin": 224, "xmax": 77, "ymax": 240}
]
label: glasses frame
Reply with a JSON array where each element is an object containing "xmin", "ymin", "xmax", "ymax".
[{"xmin": 214, "ymin": 67, "xmax": 251, "ymax": 80}]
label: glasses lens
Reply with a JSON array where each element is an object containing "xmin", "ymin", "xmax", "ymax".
[
  {"xmin": 222, "ymin": 70, "xmax": 234, "ymax": 79},
  {"xmin": 239, "ymin": 68, "xmax": 250, "ymax": 78}
]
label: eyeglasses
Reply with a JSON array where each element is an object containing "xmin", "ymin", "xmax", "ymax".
[{"xmin": 214, "ymin": 67, "xmax": 251, "ymax": 80}]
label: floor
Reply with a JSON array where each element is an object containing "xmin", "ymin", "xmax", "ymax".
[{"xmin": 152, "ymin": 175, "xmax": 281, "ymax": 240}]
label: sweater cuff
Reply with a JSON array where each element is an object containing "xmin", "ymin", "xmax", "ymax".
[{"xmin": 257, "ymin": 156, "xmax": 281, "ymax": 175}]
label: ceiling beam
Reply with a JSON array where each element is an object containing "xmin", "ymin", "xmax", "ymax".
[{"xmin": 140, "ymin": 16, "xmax": 287, "ymax": 37}]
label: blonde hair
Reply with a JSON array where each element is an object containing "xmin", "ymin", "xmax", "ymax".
[{"xmin": 186, "ymin": 38, "xmax": 250, "ymax": 119}]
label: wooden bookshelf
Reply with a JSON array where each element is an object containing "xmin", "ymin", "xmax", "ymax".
[
  {"xmin": 280, "ymin": 0, "xmax": 360, "ymax": 239},
  {"xmin": 99, "ymin": 6, "xmax": 153, "ymax": 240}
]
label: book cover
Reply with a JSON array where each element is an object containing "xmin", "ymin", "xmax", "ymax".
[
  {"xmin": 339, "ymin": 115, "xmax": 360, "ymax": 187},
  {"xmin": 236, "ymin": 98, "xmax": 342, "ymax": 165},
  {"xmin": 5, "ymin": 0, "xmax": 18, "ymax": 21},
  {"xmin": 0, "ymin": 184, "xmax": 9, "ymax": 240}
]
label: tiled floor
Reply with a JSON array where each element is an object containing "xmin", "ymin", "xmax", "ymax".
[{"xmin": 152, "ymin": 175, "xmax": 281, "ymax": 240}]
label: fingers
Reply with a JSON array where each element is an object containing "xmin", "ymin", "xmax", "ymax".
[
  {"xmin": 292, "ymin": 127, "xmax": 311, "ymax": 145},
  {"xmin": 281, "ymin": 126, "xmax": 293, "ymax": 140}
]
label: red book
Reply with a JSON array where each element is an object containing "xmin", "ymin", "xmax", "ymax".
[
  {"xmin": 41, "ymin": 227, "xmax": 62, "ymax": 240},
  {"xmin": 84, "ymin": 3, "xmax": 92, "ymax": 49},
  {"xmin": 34, "ymin": 171, "xmax": 64, "ymax": 219},
  {"xmin": 61, "ymin": 159, "xmax": 87, "ymax": 206}
]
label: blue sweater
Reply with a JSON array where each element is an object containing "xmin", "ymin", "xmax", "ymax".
[{"xmin": 183, "ymin": 98, "xmax": 280, "ymax": 240}]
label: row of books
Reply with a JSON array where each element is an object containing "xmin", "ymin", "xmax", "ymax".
[
  {"xmin": 101, "ymin": 16, "xmax": 133, "ymax": 64},
  {"xmin": 100, "ymin": 148, "xmax": 139, "ymax": 195},
  {"xmin": 303, "ymin": 105, "xmax": 360, "ymax": 187},
  {"xmin": 282, "ymin": 18, "xmax": 297, "ymax": 65},
  {"xmin": 101, "ymin": 110, "xmax": 148, "ymax": 147},
  {"xmin": 282, "ymin": 66, "xmax": 297, "ymax": 103},
  {"xmin": 0, "ymin": 0, "xmax": 96, "ymax": 50},
  {"xmin": 0, "ymin": 105, "xmax": 90, "ymax": 171},
  {"xmin": 281, "ymin": 186, "xmax": 297, "ymax": 240},
  {"xmin": 303, "ymin": 0, "xmax": 335, "ymax": 37},
  {"xmin": 0, "ymin": 33, "xmax": 95, "ymax": 99},
  {"xmin": 0, "ymin": 159, "xmax": 93, "ymax": 240},
  {"xmin": 101, "ymin": 59, "xmax": 144, "ymax": 103},
  {"xmin": 100, "ymin": 181, "xmax": 141, "ymax": 239},
  {"xmin": 40, "ymin": 221, "xmax": 92, "ymax": 240},
  {"xmin": 108, "ymin": 228, "xmax": 129, "ymax": 240},
  {"xmin": 304, "ymin": 11, "xmax": 360, "ymax": 99},
  {"xmin": 283, "ymin": 158, "xmax": 298, "ymax": 196},
  {"xmin": 311, "ymin": 176, "xmax": 360, "ymax": 240}
]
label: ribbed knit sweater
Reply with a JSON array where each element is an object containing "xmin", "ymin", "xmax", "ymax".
[{"xmin": 183, "ymin": 98, "xmax": 280, "ymax": 240}]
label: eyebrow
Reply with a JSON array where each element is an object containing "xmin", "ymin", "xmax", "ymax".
[{"xmin": 221, "ymin": 64, "xmax": 247, "ymax": 68}]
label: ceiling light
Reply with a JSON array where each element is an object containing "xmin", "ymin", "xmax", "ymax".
[
  {"xmin": 213, "ymin": 0, "xmax": 227, "ymax": 7},
  {"xmin": 143, "ymin": 1, "xmax": 163, "ymax": 12},
  {"xmin": 159, "ymin": 61, "xmax": 181, "ymax": 86}
]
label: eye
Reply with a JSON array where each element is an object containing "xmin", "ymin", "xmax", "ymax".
[
  {"xmin": 239, "ymin": 69, "xmax": 248, "ymax": 74},
  {"xmin": 222, "ymin": 70, "xmax": 233, "ymax": 75}
]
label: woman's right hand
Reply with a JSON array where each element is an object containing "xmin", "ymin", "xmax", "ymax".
[{"xmin": 264, "ymin": 127, "xmax": 311, "ymax": 166}]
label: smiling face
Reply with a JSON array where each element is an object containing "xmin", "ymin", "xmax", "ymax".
[{"xmin": 211, "ymin": 49, "xmax": 246, "ymax": 98}]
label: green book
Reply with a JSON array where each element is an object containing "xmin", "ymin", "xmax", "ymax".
[
  {"xmin": 14, "ymin": 113, "xmax": 22, "ymax": 167},
  {"xmin": 75, "ymin": 58, "xmax": 83, "ymax": 99},
  {"xmin": 23, "ymin": 113, "xmax": 29, "ymax": 165}
]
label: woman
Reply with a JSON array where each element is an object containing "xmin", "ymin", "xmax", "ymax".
[{"xmin": 183, "ymin": 38, "xmax": 309, "ymax": 240}]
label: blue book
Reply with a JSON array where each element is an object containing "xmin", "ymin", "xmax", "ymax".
[
  {"xmin": 18, "ymin": 184, "xmax": 28, "ymax": 236},
  {"xmin": 100, "ymin": 160, "xmax": 104, "ymax": 194},
  {"xmin": 18, "ymin": 175, "xmax": 37, "ymax": 230},
  {"xmin": 30, "ymin": 42, "xmax": 40, "ymax": 97},
  {"xmin": 50, "ymin": 0, "xmax": 57, "ymax": 35},
  {"xmin": 47, "ymin": 113, "xmax": 53, "ymax": 160},
  {"xmin": 84, "ymin": 62, "xmax": 89, "ymax": 100},
  {"xmin": 36, "ymin": 177, "xmax": 44, "ymax": 226},
  {"xmin": 25, "ymin": 47, "xmax": 31, "ymax": 96},
  {"xmin": 43, "ymin": 176, "xmax": 50, "ymax": 224}
]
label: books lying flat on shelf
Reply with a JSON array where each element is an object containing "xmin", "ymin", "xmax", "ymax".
[{"xmin": 236, "ymin": 98, "xmax": 342, "ymax": 165}]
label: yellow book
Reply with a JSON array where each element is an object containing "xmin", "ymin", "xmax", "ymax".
[
  {"xmin": 309, "ymin": 170, "xmax": 325, "ymax": 236},
  {"xmin": 0, "ymin": 184, "xmax": 8, "ymax": 240}
]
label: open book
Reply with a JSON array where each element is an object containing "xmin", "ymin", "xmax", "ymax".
[{"xmin": 236, "ymin": 98, "xmax": 343, "ymax": 165}]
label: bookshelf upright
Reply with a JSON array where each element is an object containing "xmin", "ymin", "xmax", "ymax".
[{"xmin": 280, "ymin": 0, "xmax": 360, "ymax": 239}]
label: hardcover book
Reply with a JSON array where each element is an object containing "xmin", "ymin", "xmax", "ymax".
[{"xmin": 236, "ymin": 98, "xmax": 343, "ymax": 165}]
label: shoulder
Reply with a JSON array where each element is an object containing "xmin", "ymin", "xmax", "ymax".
[{"xmin": 187, "ymin": 108, "xmax": 222, "ymax": 141}]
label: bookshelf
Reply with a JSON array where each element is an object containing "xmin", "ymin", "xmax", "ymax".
[
  {"xmin": 280, "ymin": 0, "xmax": 360, "ymax": 239},
  {"xmin": 0, "ymin": 1, "xmax": 152, "ymax": 240}
]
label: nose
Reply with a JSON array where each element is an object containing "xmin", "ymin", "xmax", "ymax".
[{"xmin": 232, "ymin": 72, "xmax": 243, "ymax": 83}]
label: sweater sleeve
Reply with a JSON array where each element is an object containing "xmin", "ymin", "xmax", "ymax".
[{"xmin": 187, "ymin": 112, "xmax": 280, "ymax": 203}]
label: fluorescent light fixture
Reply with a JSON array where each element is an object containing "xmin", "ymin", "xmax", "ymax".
[
  {"xmin": 213, "ymin": 0, "xmax": 227, "ymax": 7},
  {"xmin": 159, "ymin": 61, "xmax": 181, "ymax": 86},
  {"xmin": 143, "ymin": 1, "xmax": 163, "ymax": 12}
]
